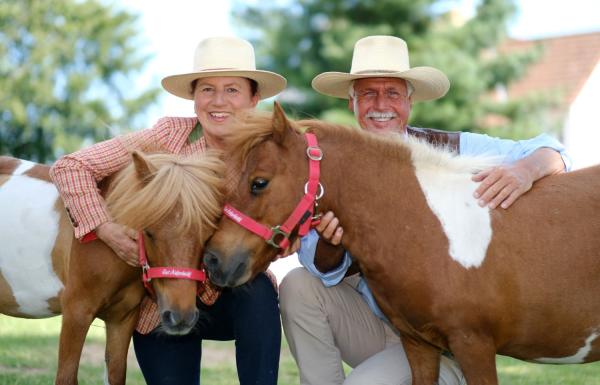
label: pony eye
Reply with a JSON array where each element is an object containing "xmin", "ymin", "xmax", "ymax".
[
  {"xmin": 144, "ymin": 230, "xmax": 154, "ymax": 240},
  {"xmin": 250, "ymin": 178, "xmax": 269, "ymax": 196}
]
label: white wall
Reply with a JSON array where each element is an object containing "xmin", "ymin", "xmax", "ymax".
[{"xmin": 563, "ymin": 61, "xmax": 600, "ymax": 170}]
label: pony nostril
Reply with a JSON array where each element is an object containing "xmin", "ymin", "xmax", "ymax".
[
  {"xmin": 186, "ymin": 309, "xmax": 199, "ymax": 326},
  {"xmin": 161, "ymin": 310, "xmax": 181, "ymax": 327},
  {"xmin": 204, "ymin": 249, "xmax": 220, "ymax": 269}
]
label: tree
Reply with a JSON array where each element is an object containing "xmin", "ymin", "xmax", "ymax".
[
  {"xmin": 234, "ymin": 0, "xmax": 550, "ymax": 138},
  {"xmin": 0, "ymin": 0, "xmax": 160, "ymax": 162}
]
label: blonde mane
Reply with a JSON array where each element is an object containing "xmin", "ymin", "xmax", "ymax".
[
  {"xmin": 224, "ymin": 111, "xmax": 281, "ymax": 166},
  {"xmin": 105, "ymin": 151, "xmax": 225, "ymax": 237}
]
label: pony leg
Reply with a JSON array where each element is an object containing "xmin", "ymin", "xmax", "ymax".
[
  {"xmin": 447, "ymin": 332, "xmax": 498, "ymax": 385},
  {"xmin": 103, "ymin": 309, "xmax": 139, "ymax": 385},
  {"xmin": 402, "ymin": 336, "xmax": 441, "ymax": 385},
  {"xmin": 55, "ymin": 305, "xmax": 95, "ymax": 385}
]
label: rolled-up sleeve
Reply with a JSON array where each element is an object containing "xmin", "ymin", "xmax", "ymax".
[
  {"xmin": 49, "ymin": 125, "xmax": 167, "ymax": 239},
  {"xmin": 297, "ymin": 229, "xmax": 353, "ymax": 287},
  {"xmin": 460, "ymin": 132, "xmax": 572, "ymax": 171}
]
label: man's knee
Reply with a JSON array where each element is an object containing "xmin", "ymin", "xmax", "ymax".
[{"xmin": 280, "ymin": 267, "xmax": 323, "ymax": 316}]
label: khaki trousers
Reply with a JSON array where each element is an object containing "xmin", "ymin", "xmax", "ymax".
[{"xmin": 280, "ymin": 267, "xmax": 465, "ymax": 385}]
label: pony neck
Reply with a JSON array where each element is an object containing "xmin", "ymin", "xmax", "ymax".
[{"xmin": 310, "ymin": 125, "xmax": 439, "ymax": 264}]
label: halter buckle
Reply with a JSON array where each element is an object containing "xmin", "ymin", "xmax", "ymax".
[
  {"xmin": 267, "ymin": 225, "xmax": 289, "ymax": 248},
  {"xmin": 306, "ymin": 146, "xmax": 323, "ymax": 161}
]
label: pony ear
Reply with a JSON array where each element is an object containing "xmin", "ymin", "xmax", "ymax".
[
  {"xmin": 132, "ymin": 151, "xmax": 157, "ymax": 184},
  {"xmin": 272, "ymin": 101, "xmax": 291, "ymax": 144}
]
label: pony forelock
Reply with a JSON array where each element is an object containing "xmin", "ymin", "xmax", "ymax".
[{"xmin": 105, "ymin": 152, "xmax": 225, "ymax": 237}]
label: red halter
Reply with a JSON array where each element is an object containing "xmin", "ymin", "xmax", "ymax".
[
  {"xmin": 138, "ymin": 232, "xmax": 206, "ymax": 297},
  {"xmin": 82, "ymin": 230, "xmax": 207, "ymax": 297},
  {"xmin": 223, "ymin": 132, "xmax": 323, "ymax": 250}
]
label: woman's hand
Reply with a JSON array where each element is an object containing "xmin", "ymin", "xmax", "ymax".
[
  {"xmin": 274, "ymin": 238, "xmax": 301, "ymax": 261},
  {"xmin": 96, "ymin": 221, "xmax": 139, "ymax": 267}
]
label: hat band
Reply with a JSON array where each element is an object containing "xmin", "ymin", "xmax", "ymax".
[
  {"xmin": 197, "ymin": 67, "xmax": 241, "ymax": 71},
  {"xmin": 353, "ymin": 69, "xmax": 403, "ymax": 75}
]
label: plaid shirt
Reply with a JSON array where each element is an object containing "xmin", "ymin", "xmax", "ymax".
[{"xmin": 50, "ymin": 117, "xmax": 225, "ymax": 334}]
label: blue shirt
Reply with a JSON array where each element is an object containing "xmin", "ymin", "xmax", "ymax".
[{"xmin": 298, "ymin": 131, "xmax": 571, "ymax": 322}]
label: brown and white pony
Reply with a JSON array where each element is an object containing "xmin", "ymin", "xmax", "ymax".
[
  {"xmin": 0, "ymin": 151, "xmax": 224, "ymax": 385},
  {"xmin": 204, "ymin": 104, "xmax": 600, "ymax": 385}
]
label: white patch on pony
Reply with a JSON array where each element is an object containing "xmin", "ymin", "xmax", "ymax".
[
  {"xmin": 0, "ymin": 173, "xmax": 64, "ymax": 317},
  {"xmin": 104, "ymin": 365, "xmax": 111, "ymax": 385},
  {"xmin": 406, "ymin": 138, "xmax": 500, "ymax": 269},
  {"xmin": 534, "ymin": 332, "xmax": 599, "ymax": 364},
  {"xmin": 13, "ymin": 159, "xmax": 36, "ymax": 175}
]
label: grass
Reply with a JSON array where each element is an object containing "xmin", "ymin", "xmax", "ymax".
[
  {"xmin": 1, "ymin": 315, "xmax": 600, "ymax": 384},
  {"xmin": 0, "ymin": 315, "xmax": 298, "ymax": 385}
]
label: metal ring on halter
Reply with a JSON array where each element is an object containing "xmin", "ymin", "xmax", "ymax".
[
  {"xmin": 267, "ymin": 225, "xmax": 289, "ymax": 248},
  {"xmin": 304, "ymin": 182, "xmax": 324, "ymax": 200},
  {"xmin": 306, "ymin": 146, "xmax": 323, "ymax": 161},
  {"xmin": 142, "ymin": 264, "xmax": 151, "ymax": 282}
]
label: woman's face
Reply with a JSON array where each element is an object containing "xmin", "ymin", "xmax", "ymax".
[{"xmin": 193, "ymin": 76, "xmax": 259, "ymax": 146}]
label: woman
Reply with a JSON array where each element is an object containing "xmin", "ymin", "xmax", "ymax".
[{"xmin": 50, "ymin": 36, "xmax": 287, "ymax": 385}]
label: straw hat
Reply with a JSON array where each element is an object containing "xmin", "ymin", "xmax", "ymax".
[
  {"xmin": 312, "ymin": 35, "xmax": 449, "ymax": 101},
  {"xmin": 162, "ymin": 36, "xmax": 287, "ymax": 100}
]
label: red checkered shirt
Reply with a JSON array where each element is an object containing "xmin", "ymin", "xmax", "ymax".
[{"xmin": 50, "ymin": 117, "xmax": 225, "ymax": 334}]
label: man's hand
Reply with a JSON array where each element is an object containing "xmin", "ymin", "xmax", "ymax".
[
  {"xmin": 315, "ymin": 211, "xmax": 343, "ymax": 245},
  {"xmin": 96, "ymin": 221, "xmax": 139, "ymax": 267},
  {"xmin": 472, "ymin": 148, "xmax": 566, "ymax": 210},
  {"xmin": 472, "ymin": 164, "xmax": 533, "ymax": 209}
]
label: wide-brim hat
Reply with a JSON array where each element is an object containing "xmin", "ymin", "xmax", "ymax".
[
  {"xmin": 162, "ymin": 36, "xmax": 287, "ymax": 100},
  {"xmin": 312, "ymin": 35, "xmax": 449, "ymax": 101}
]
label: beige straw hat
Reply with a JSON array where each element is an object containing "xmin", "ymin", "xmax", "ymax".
[
  {"xmin": 162, "ymin": 36, "xmax": 287, "ymax": 100},
  {"xmin": 312, "ymin": 35, "xmax": 450, "ymax": 101}
]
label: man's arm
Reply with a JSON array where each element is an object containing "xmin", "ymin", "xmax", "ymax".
[
  {"xmin": 461, "ymin": 132, "xmax": 571, "ymax": 209},
  {"xmin": 473, "ymin": 147, "xmax": 566, "ymax": 209}
]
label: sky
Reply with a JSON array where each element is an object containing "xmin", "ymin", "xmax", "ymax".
[{"xmin": 117, "ymin": 0, "xmax": 600, "ymax": 282}]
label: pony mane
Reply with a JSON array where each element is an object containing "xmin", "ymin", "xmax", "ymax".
[
  {"xmin": 224, "ymin": 111, "xmax": 500, "ymax": 186},
  {"xmin": 105, "ymin": 151, "xmax": 225, "ymax": 237},
  {"xmin": 224, "ymin": 111, "xmax": 285, "ymax": 164},
  {"xmin": 223, "ymin": 111, "xmax": 306, "ymax": 193},
  {"xmin": 402, "ymin": 135, "xmax": 502, "ymax": 174},
  {"xmin": 298, "ymin": 118, "xmax": 501, "ymax": 174}
]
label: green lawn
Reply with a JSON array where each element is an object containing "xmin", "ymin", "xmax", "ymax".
[{"xmin": 1, "ymin": 315, "xmax": 599, "ymax": 384}]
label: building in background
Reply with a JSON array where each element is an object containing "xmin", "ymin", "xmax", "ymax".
[{"xmin": 499, "ymin": 31, "xmax": 600, "ymax": 169}]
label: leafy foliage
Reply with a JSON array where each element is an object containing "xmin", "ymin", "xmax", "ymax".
[
  {"xmin": 0, "ymin": 0, "xmax": 160, "ymax": 162},
  {"xmin": 235, "ymin": 0, "xmax": 552, "ymax": 138}
]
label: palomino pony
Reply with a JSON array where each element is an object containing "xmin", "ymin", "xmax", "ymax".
[
  {"xmin": 0, "ymin": 151, "xmax": 224, "ymax": 385},
  {"xmin": 204, "ymin": 103, "xmax": 600, "ymax": 385}
]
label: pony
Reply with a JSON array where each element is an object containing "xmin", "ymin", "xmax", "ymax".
[
  {"xmin": 204, "ymin": 103, "xmax": 600, "ymax": 385},
  {"xmin": 0, "ymin": 151, "xmax": 224, "ymax": 385}
]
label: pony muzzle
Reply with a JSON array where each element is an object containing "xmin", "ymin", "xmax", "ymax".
[
  {"xmin": 160, "ymin": 307, "xmax": 199, "ymax": 335},
  {"xmin": 203, "ymin": 248, "xmax": 249, "ymax": 287}
]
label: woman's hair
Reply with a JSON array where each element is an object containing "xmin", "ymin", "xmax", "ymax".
[{"xmin": 190, "ymin": 78, "xmax": 258, "ymax": 96}]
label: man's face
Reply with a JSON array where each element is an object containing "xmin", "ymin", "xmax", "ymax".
[{"xmin": 349, "ymin": 77, "xmax": 412, "ymax": 135}]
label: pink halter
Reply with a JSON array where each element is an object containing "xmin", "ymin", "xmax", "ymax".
[
  {"xmin": 223, "ymin": 132, "xmax": 323, "ymax": 250},
  {"xmin": 138, "ymin": 232, "xmax": 206, "ymax": 297}
]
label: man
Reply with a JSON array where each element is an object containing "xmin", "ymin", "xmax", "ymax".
[{"xmin": 279, "ymin": 35, "xmax": 570, "ymax": 385}]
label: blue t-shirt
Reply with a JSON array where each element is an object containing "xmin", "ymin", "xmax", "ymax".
[{"xmin": 298, "ymin": 131, "xmax": 571, "ymax": 321}]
